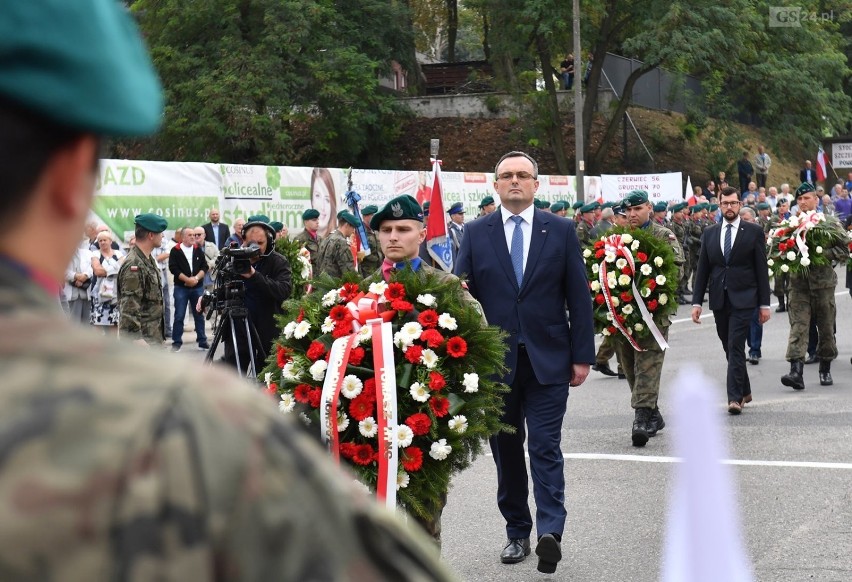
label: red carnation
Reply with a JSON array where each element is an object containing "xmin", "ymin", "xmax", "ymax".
[
  {"xmin": 385, "ymin": 282, "xmax": 406, "ymax": 301},
  {"xmin": 446, "ymin": 336, "xmax": 468, "ymax": 358},
  {"xmin": 636, "ymin": 252, "xmax": 648, "ymax": 263},
  {"xmin": 339, "ymin": 442, "xmax": 356, "ymax": 459},
  {"xmin": 294, "ymin": 383, "xmax": 312, "ymax": 404},
  {"xmin": 429, "ymin": 395, "xmax": 450, "ymax": 417},
  {"xmin": 401, "ymin": 446, "xmax": 424, "ymax": 472},
  {"xmin": 308, "ymin": 388, "xmax": 322, "ymax": 408},
  {"xmin": 418, "ymin": 310, "xmax": 439, "ymax": 328},
  {"xmin": 405, "ymin": 344, "xmax": 423, "ymax": 364},
  {"xmin": 265, "ymin": 383, "xmax": 278, "ymax": 398},
  {"xmin": 352, "ymin": 444, "xmax": 376, "ymax": 466},
  {"xmin": 420, "ymin": 329, "xmax": 445, "ymax": 348},
  {"xmin": 594, "ymin": 240, "xmax": 605, "ymax": 249},
  {"xmin": 306, "ymin": 341, "xmax": 326, "ymax": 361},
  {"xmin": 363, "ymin": 378, "xmax": 377, "ymax": 400},
  {"xmin": 647, "ymin": 299, "xmax": 659, "ymax": 312},
  {"xmin": 621, "ymin": 266, "xmax": 632, "ymax": 275},
  {"xmin": 329, "ymin": 305, "xmax": 351, "ymax": 323},
  {"xmin": 620, "ymin": 292, "xmax": 633, "ymax": 303},
  {"xmin": 348, "ymin": 346, "xmax": 366, "ymax": 366},
  {"xmin": 332, "ymin": 321, "xmax": 352, "ymax": 339},
  {"xmin": 616, "ymin": 315, "xmax": 626, "ymax": 324},
  {"xmin": 340, "ymin": 282, "xmax": 360, "ymax": 303},
  {"xmin": 391, "ymin": 299, "xmax": 414, "ymax": 312},
  {"xmin": 607, "ymin": 326, "xmax": 617, "ymax": 334},
  {"xmin": 595, "ymin": 294, "xmax": 606, "ymax": 305},
  {"xmin": 277, "ymin": 345, "xmax": 292, "ymax": 368},
  {"xmin": 349, "ymin": 393, "xmax": 374, "ymax": 421},
  {"xmin": 428, "ymin": 371, "xmax": 446, "ymax": 391},
  {"xmin": 647, "ymin": 279, "xmax": 657, "ymax": 291},
  {"xmin": 595, "ymin": 249, "xmax": 605, "ymax": 259},
  {"xmin": 405, "ymin": 412, "xmax": 432, "ymax": 436},
  {"xmin": 296, "ymin": 307, "xmax": 305, "ymax": 323}
]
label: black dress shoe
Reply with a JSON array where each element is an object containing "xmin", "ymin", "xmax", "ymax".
[
  {"xmin": 536, "ymin": 534, "xmax": 562, "ymax": 574},
  {"xmin": 618, "ymin": 372, "xmax": 626, "ymax": 379},
  {"xmin": 592, "ymin": 363, "xmax": 618, "ymax": 377},
  {"xmin": 747, "ymin": 354, "xmax": 759, "ymax": 365},
  {"xmin": 500, "ymin": 538, "xmax": 530, "ymax": 564}
]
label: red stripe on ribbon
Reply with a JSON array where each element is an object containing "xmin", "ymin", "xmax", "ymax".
[
  {"xmin": 371, "ymin": 319, "xmax": 390, "ymax": 501},
  {"xmin": 329, "ymin": 334, "xmax": 358, "ymax": 463}
]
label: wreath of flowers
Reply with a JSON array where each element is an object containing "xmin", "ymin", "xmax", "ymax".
[
  {"xmin": 262, "ymin": 269, "xmax": 509, "ymax": 520},
  {"xmin": 766, "ymin": 211, "xmax": 846, "ymax": 277},
  {"xmin": 582, "ymin": 227, "xmax": 679, "ymax": 349},
  {"xmin": 274, "ymin": 236, "xmax": 313, "ymax": 300}
]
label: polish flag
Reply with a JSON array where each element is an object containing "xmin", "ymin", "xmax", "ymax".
[
  {"xmin": 816, "ymin": 147, "xmax": 828, "ymax": 182},
  {"xmin": 426, "ymin": 158, "xmax": 453, "ymax": 272}
]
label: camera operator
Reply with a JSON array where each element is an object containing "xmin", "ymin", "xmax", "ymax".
[{"xmin": 222, "ymin": 215, "xmax": 292, "ymax": 373}]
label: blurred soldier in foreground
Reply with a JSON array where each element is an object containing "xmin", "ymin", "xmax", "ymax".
[{"xmin": 0, "ymin": 2, "xmax": 453, "ymax": 580}]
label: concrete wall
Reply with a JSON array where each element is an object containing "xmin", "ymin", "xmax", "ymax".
[{"xmin": 398, "ymin": 89, "xmax": 614, "ymax": 119}]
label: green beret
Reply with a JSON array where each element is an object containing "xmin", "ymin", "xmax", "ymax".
[
  {"xmin": 795, "ymin": 182, "xmax": 816, "ymax": 197},
  {"xmin": 756, "ymin": 202, "xmax": 771, "ymax": 211},
  {"xmin": 361, "ymin": 204, "xmax": 379, "ymax": 216},
  {"xmin": 0, "ymin": 0, "xmax": 163, "ymax": 136},
  {"xmin": 571, "ymin": 201, "xmax": 585, "ymax": 210},
  {"xmin": 550, "ymin": 202, "xmax": 565, "ymax": 212},
  {"xmin": 302, "ymin": 208, "xmax": 320, "ymax": 221},
  {"xmin": 709, "ymin": 204, "xmax": 719, "ymax": 212},
  {"xmin": 247, "ymin": 214, "xmax": 270, "ymax": 224},
  {"xmin": 671, "ymin": 202, "xmax": 687, "ymax": 213},
  {"xmin": 479, "ymin": 196, "xmax": 495, "ymax": 208},
  {"xmin": 601, "ymin": 202, "xmax": 615, "ymax": 210},
  {"xmin": 622, "ymin": 190, "xmax": 649, "ymax": 208},
  {"xmin": 370, "ymin": 195, "xmax": 423, "ymax": 230},
  {"xmin": 269, "ymin": 221, "xmax": 284, "ymax": 232},
  {"xmin": 653, "ymin": 202, "xmax": 668, "ymax": 213},
  {"xmin": 534, "ymin": 198, "xmax": 551, "ymax": 209},
  {"xmin": 579, "ymin": 202, "xmax": 599, "ymax": 214},
  {"xmin": 338, "ymin": 211, "xmax": 361, "ymax": 227},
  {"xmin": 134, "ymin": 213, "xmax": 167, "ymax": 234}
]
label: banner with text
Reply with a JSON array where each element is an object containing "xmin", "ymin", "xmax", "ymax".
[
  {"xmin": 831, "ymin": 143, "xmax": 852, "ymax": 168},
  {"xmin": 600, "ymin": 173, "xmax": 683, "ymax": 203}
]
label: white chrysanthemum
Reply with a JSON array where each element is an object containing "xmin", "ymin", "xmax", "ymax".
[
  {"xmin": 653, "ymin": 256, "xmax": 664, "ymax": 267},
  {"xmin": 780, "ymin": 264, "xmax": 790, "ymax": 272},
  {"xmin": 605, "ymin": 312, "xmax": 614, "ymax": 321},
  {"xmin": 786, "ymin": 251, "xmax": 796, "ymax": 261},
  {"xmin": 618, "ymin": 233, "xmax": 631, "ymax": 244},
  {"xmin": 607, "ymin": 270, "xmax": 617, "ymax": 280},
  {"xmin": 438, "ymin": 313, "xmax": 457, "ymax": 330},
  {"xmin": 299, "ymin": 256, "xmax": 311, "ymax": 279},
  {"xmin": 767, "ymin": 258, "xmax": 774, "ymax": 267},
  {"xmin": 618, "ymin": 274, "xmax": 631, "ymax": 286},
  {"xmin": 394, "ymin": 331, "xmax": 413, "ymax": 349},
  {"xmin": 448, "ymin": 415, "xmax": 468, "ymax": 433},
  {"xmin": 634, "ymin": 323, "xmax": 644, "ymax": 331},
  {"xmin": 590, "ymin": 281, "xmax": 601, "ymax": 292},
  {"xmin": 359, "ymin": 416, "xmax": 378, "ymax": 438},
  {"xmin": 299, "ymin": 412, "xmax": 311, "ymax": 426},
  {"xmin": 369, "ymin": 280, "xmax": 388, "ymax": 295},
  {"xmin": 640, "ymin": 264, "xmax": 653, "ymax": 276},
  {"xmin": 622, "ymin": 304, "xmax": 634, "ymax": 315},
  {"xmin": 592, "ymin": 263, "xmax": 600, "ymax": 274},
  {"xmin": 631, "ymin": 240, "xmax": 640, "ymax": 251},
  {"xmin": 429, "ymin": 438, "xmax": 452, "ymax": 460},
  {"xmin": 283, "ymin": 321, "xmax": 298, "ymax": 339},
  {"xmin": 321, "ymin": 289, "xmax": 339, "ymax": 307},
  {"xmin": 816, "ymin": 246, "xmax": 823, "ymax": 254},
  {"xmin": 655, "ymin": 275, "xmax": 667, "ymax": 285},
  {"xmin": 615, "ymin": 258, "xmax": 627, "ymax": 269},
  {"xmin": 410, "ymin": 382, "xmax": 430, "ymax": 402},
  {"xmin": 788, "ymin": 216, "xmax": 800, "ymax": 227},
  {"xmin": 421, "ymin": 349, "xmax": 439, "ymax": 368},
  {"xmin": 397, "ymin": 471, "xmax": 410, "ymax": 490},
  {"xmin": 337, "ymin": 412, "xmax": 350, "ymax": 432},
  {"xmin": 396, "ymin": 424, "xmax": 414, "ymax": 448},
  {"xmin": 340, "ymin": 375, "xmax": 363, "ymax": 398},
  {"xmin": 356, "ymin": 325, "xmax": 373, "ymax": 344},
  {"xmin": 607, "ymin": 278, "xmax": 617, "ymax": 289},
  {"xmin": 293, "ymin": 320, "xmax": 311, "ymax": 339},
  {"xmin": 401, "ymin": 322, "xmax": 423, "ymax": 339},
  {"xmin": 309, "ymin": 360, "xmax": 328, "ymax": 382},
  {"xmin": 282, "ymin": 361, "xmax": 300, "ymax": 381},
  {"xmin": 610, "ymin": 297, "xmax": 620, "ymax": 307},
  {"xmin": 800, "ymin": 257, "xmax": 811, "ymax": 267},
  {"xmin": 601, "ymin": 328, "xmax": 611, "ymax": 336},
  {"xmin": 658, "ymin": 294, "xmax": 668, "ymax": 305},
  {"xmin": 417, "ymin": 293, "xmax": 436, "ymax": 307},
  {"xmin": 604, "ymin": 252, "xmax": 617, "ymax": 263},
  {"xmin": 279, "ymin": 393, "xmax": 295, "ymax": 414},
  {"xmin": 583, "ymin": 249, "xmax": 592, "ymax": 258},
  {"xmin": 321, "ymin": 317, "xmax": 335, "ymax": 333},
  {"xmin": 463, "ymin": 372, "xmax": 479, "ymax": 393}
]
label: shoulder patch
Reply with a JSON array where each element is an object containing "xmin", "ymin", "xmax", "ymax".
[{"xmin": 668, "ymin": 233, "xmax": 677, "ymax": 240}]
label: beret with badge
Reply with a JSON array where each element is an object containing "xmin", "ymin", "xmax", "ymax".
[
  {"xmin": 479, "ymin": 196, "xmax": 495, "ymax": 208},
  {"xmin": 795, "ymin": 182, "xmax": 816, "ymax": 197},
  {"xmin": 370, "ymin": 195, "xmax": 424, "ymax": 231},
  {"xmin": 134, "ymin": 213, "xmax": 167, "ymax": 234},
  {"xmin": 621, "ymin": 190, "xmax": 650, "ymax": 208}
]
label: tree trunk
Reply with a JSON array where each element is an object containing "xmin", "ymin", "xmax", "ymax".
[
  {"xmin": 482, "ymin": 11, "xmax": 491, "ymax": 61},
  {"xmin": 401, "ymin": 0, "xmax": 426, "ymax": 94},
  {"xmin": 535, "ymin": 33, "xmax": 570, "ymax": 174},
  {"xmin": 446, "ymin": 0, "xmax": 458, "ymax": 62}
]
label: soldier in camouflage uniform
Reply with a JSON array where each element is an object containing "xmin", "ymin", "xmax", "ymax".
[
  {"xmin": 613, "ymin": 191, "xmax": 685, "ymax": 447},
  {"xmin": 669, "ymin": 202, "xmax": 691, "ymax": 304},
  {"xmin": 653, "ymin": 201, "xmax": 670, "ymax": 227},
  {"xmin": 292, "ymin": 208, "xmax": 323, "ymax": 274},
  {"xmin": 756, "ymin": 202, "xmax": 773, "ymax": 233},
  {"xmin": 117, "ymin": 213, "xmax": 168, "ymax": 345},
  {"xmin": 574, "ymin": 201, "xmax": 598, "ymax": 245},
  {"xmin": 315, "ymin": 211, "xmax": 360, "ymax": 278},
  {"xmin": 358, "ymin": 204, "xmax": 383, "ymax": 278},
  {"xmin": 0, "ymin": 3, "xmax": 454, "ymax": 580},
  {"xmin": 768, "ymin": 197, "xmax": 791, "ymax": 311},
  {"xmin": 589, "ymin": 206, "xmax": 620, "ymax": 377},
  {"xmin": 780, "ymin": 183, "xmax": 849, "ymax": 390}
]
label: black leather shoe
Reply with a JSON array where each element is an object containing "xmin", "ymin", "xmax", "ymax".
[
  {"xmin": 500, "ymin": 538, "xmax": 530, "ymax": 564},
  {"xmin": 535, "ymin": 534, "xmax": 562, "ymax": 574},
  {"xmin": 592, "ymin": 363, "xmax": 618, "ymax": 377},
  {"xmin": 805, "ymin": 353, "xmax": 818, "ymax": 365},
  {"xmin": 748, "ymin": 354, "xmax": 759, "ymax": 365},
  {"xmin": 819, "ymin": 360, "xmax": 833, "ymax": 386}
]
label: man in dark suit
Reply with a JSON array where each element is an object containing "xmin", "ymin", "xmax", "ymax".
[
  {"xmin": 799, "ymin": 160, "xmax": 818, "ymax": 187},
  {"xmin": 691, "ymin": 187, "xmax": 771, "ymax": 414},
  {"xmin": 454, "ymin": 151, "xmax": 595, "ymax": 574},
  {"xmin": 202, "ymin": 208, "xmax": 230, "ymax": 250},
  {"xmin": 168, "ymin": 227, "xmax": 209, "ymax": 352}
]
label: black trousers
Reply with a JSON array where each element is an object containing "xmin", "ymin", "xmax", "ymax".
[{"xmin": 713, "ymin": 293, "xmax": 754, "ymax": 403}]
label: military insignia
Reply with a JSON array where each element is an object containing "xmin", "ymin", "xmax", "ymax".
[{"xmin": 391, "ymin": 203, "xmax": 403, "ymax": 217}]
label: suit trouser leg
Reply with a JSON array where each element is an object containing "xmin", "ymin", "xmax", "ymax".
[
  {"xmin": 491, "ymin": 348, "xmax": 569, "ymax": 539},
  {"xmin": 714, "ymin": 301, "xmax": 752, "ymax": 403}
]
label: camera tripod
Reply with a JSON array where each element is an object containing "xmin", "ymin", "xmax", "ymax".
[{"xmin": 204, "ymin": 303, "xmax": 266, "ymax": 379}]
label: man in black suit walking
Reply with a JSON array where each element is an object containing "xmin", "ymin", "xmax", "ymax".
[
  {"xmin": 691, "ymin": 187, "xmax": 771, "ymax": 413},
  {"xmin": 202, "ymin": 208, "xmax": 231, "ymax": 250}
]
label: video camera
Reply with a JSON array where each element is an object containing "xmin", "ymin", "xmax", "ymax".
[
  {"xmin": 199, "ymin": 242, "xmax": 261, "ymax": 315},
  {"xmin": 217, "ymin": 242, "xmax": 261, "ymax": 276}
]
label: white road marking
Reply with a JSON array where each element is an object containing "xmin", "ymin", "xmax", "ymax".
[{"xmin": 485, "ymin": 452, "xmax": 852, "ymax": 469}]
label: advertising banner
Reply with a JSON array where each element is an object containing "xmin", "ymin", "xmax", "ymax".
[{"xmin": 600, "ymin": 173, "xmax": 683, "ymax": 203}]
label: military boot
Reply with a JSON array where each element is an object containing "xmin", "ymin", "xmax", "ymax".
[
  {"xmin": 631, "ymin": 408, "xmax": 653, "ymax": 447},
  {"xmin": 819, "ymin": 360, "xmax": 833, "ymax": 386},
  {"xmin": 648, "ymin": 408, "xmax": 665, "ymax": 436},
  {"xmin": 775, "ymin": 295, "xmax": 786, "ymax": 313},
  {"xmin": 781, "ymin": 360, "xmax": 805, "ymax": 391}
]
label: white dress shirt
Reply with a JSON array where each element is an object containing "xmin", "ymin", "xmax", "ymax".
[
  {"xmin": 720, "ymin": 216, "xmax": 741, "ymax": 256},
  {"xmin": 500, "ymin": 203, "xmax": 535, "ymax": 273}
]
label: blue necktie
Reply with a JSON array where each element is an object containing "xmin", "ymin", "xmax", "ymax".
[
  {"xmin": 724, "ymin": 223, "xmax": 732, "ymax": 264},
  {"xmin": 510, "ymin": 215, "xmax": 524, "ymax": 287}
]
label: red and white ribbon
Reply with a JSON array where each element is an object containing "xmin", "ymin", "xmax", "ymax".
[
  {"xmin": 792, "ymin": 211, "xmax": 822, "ymax": 259},
  {"xmin": 345, "ymin": 292, "xmax": 394, "ymax": 332}
]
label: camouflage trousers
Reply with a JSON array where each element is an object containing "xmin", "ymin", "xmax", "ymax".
[
  {"xmin": 682, "ymin": 253, "xmax": 696, "ymax": 293},
  {"xmin": 614, "ymin": 327, "xmax": 669, "ymax": 409},
  {"xmin": 785, "ymin": 287, "xmax": 837, "ymax": 361},
  {"xmin": 774, "ymin": 272, "xmax": 789, "ymax": 298},
  {"xmin": 688, "ymin": 254, "xmax": 699, "ymax": 291},
  {"xmin": 595, "ymin": 335, "xmax": 623, "ymax": 372}
]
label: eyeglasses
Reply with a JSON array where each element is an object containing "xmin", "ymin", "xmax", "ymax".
[
  {"xmin": 720, "ymin": 201, "xmax": 741, "ymax": 207},
  {"xmin": 497, "ymin": 171, "xmax": 535, "ymax": 181}
]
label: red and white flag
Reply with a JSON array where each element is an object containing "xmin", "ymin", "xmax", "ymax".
[
  {"xmin": 426, "ymin": 158, "xmax": 453, "ymax": 272},
  {"xmin": 816, "ymin": 146, "xmax": 828, "ymax": 182}
]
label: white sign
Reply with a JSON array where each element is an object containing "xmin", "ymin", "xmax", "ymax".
[
  {"xmin": 600, "ymin": 173, "xmax": 683, "ymax": 203},
  {"xmin": 831, "ymin": 143, "xmax": 852, "ymax": 168}
]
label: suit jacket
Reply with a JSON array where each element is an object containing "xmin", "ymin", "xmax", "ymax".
[
  {"xmin": 454, "ymin": 208, "xmax": 595, "ymax": 385},
  {"xmin": 169, "ymin": 245, "xmax": 207, "ymax": 288},
  {"xmin": 692, "ymin": 221, "xmax": 770, "ymax": 311},
  {"xmin": 799, "ymin": 168, "xmax": 818, "ymax": 185},
  {"xmin": 203, "ymin": 222, "xmax": 231, "ymax": 250}
]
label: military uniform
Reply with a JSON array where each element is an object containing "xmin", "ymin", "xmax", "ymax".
[
  {"xmin": 315, "ymin": 229, "xmax": 357, "ymax": 278},
  {"xmin": 117, "ymin": 244, "xmax": 165, "ymax": 345},
  {"xmin": 575, "ymin": 218, "xmax": 595, "ymax": 246},
  {"xmin": 359, "ymin": 227, "xmax": 383, "ymax": 278},
  {"xmin": 767, "ymin": 213, "xmax": 790, "ymax": 310},
  {"xmin": 293, "ymin": 228, "xmax": 322, "ymax": 273},
  {"xmin": 670, "ymin": 217, "xmax": 690, "ymax": 300}
]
